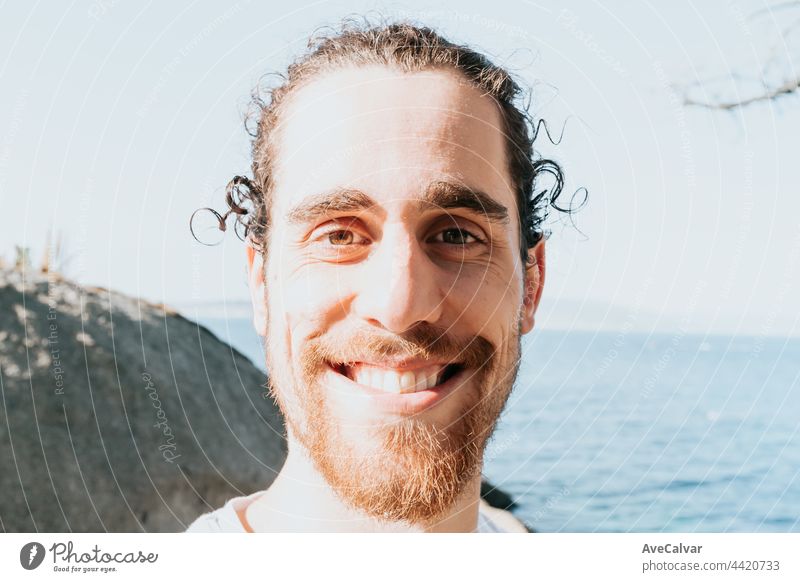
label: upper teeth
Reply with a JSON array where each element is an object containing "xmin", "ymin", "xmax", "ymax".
[{"xmin": 347, "ymin": 364, "xmax": 448, "ymax": 394}]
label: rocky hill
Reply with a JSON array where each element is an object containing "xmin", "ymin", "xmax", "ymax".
[{"xmin": 0, "ymin": 267, "xmax": 286, "ymax": 532}]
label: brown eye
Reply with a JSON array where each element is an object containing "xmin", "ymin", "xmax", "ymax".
[
  {"xmin": 317, "ymin": 227, "xmax": 369, "ymax": 249},
  {"xmin": 327, "ymin": 230, "xmax": 354, "ymax": 245},
  {"xmin": 436, "ymin": 228, "xmax": 481, "ymax": 245}
]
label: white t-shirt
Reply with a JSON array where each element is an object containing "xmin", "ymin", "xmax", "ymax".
[{"xmin": 186, "ymin": 491, "xmax": 508, "ymax": 533}]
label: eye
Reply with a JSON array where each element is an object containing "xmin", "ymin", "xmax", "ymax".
[
  {"xmin": 432, "ymin": 227, "xmax": 484, "ymax": 246},
  {"xmin": 326, "ymin": 230, "xmax": 357, "ymax": 246},
  {"xmin": 311, "ymin": 221, "xmax": 370, "ymax": 249}
]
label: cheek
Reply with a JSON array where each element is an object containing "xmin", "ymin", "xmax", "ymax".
[
  {"xmin": 452, "ymin": 263, "xmax": 523, "ymax": 335},
  {"xmin": 264, "ymin": 271, "xmax": 339, "ymax": 429},
  {"xmin": 269, "ymin": 260, "xmax": 352, "ymax": 361}
]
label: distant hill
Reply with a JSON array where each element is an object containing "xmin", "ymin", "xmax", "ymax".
[{"xmin": 177, "ymin": 296, "xmax": 664, "ymax": 333}]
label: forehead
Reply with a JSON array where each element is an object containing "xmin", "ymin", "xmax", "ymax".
[{"xmin": 271, "ymin": 65, "xmax": 515, "ymax": 217}]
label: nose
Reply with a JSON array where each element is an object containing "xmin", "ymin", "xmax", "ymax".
[{"xmin": 352, "ymin": 223, "xmax": 445, "ymax": 333}]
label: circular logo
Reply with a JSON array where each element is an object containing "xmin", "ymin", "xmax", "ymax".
[{"xmin": 19, "ymin": 542, "xmax": 46, "ymax": 570}]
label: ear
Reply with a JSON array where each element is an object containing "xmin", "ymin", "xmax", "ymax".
[
  {"xmin": 246, "ymin": 243, "xmax": 267, "ymax": 337},
  {"xmin": 520, "ymin": 239, "xmax": 545, "ymax": 335}
]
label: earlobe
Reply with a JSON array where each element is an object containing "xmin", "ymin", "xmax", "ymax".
[
  {"xmin": 246, "ymin": 244, "xmax": 268, "ymax": 337},
  {"xmin": 520, "ymin": 240, "xmax": 546, "ymax": 335}
]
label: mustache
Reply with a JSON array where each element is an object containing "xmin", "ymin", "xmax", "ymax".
[{"xmin": 301, "ymin": 323, "xmax": 497, "ymax": 376}]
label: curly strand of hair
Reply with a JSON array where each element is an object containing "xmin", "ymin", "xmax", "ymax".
[
  {"xmin": 223, "ymin": 175, "xmax": 266, "ymax": 247},
  {"xmin": 189, "ymin": 206, "xmax": 226, "ymax": 246},
  {"xmin": 189, "ymin": 175, "xmax": 266, "ymax": 248}
]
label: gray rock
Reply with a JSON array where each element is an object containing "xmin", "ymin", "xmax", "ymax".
[{"xmin": 0, "ymin": 268, "xmax": 286, "ymax": 532}]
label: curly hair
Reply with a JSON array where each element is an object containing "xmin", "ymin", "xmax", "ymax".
[{"xmin": 194, "ymin": 17, "xmax": 582, "ymax": 265}]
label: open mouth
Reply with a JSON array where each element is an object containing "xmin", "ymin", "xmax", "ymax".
[{"xmin": 330, "ymin": 361, "xmax": 463, "ymax": 394}]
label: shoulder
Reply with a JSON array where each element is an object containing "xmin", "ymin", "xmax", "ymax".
[
  {"xmin": 477, "ymin": 500, "xmax": 529, "ymax": 533},
  {"xmin": 185, "ymin": 492, "xmax": 263, "ymax": 533},
  {"xmin": 185, "ymin": 505, "xmax": 243, "ymax": 533}
]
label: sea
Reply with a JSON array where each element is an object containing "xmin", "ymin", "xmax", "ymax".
[{"xmin": 198, "ymin": 318, "xmax": 799, "ymax": 533}]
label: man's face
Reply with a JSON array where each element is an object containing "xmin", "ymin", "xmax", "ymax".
[{"xmin": 248, "ymin": 66, "xmax": 544, "ymax": 524}]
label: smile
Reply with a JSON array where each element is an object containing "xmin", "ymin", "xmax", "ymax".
[
  {"xmin": 324, "ymin": 358, "xmax": 470, "ymax": 415},
  {"xmin": 331, "ymin": 362, "xmax": 463, "ymax": 394}
]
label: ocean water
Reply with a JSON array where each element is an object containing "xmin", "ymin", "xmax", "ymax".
[{"xmin": 198, "ymin": 318, "xmax": 800, "ymax": 532}]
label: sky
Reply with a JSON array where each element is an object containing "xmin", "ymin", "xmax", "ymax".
[{"xmin": 1, "ymin": 0, "xmax": 798, "ymax": 336}]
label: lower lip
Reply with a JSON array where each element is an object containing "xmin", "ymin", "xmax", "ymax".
[{"xmin": 325, "ymin": 364, "xmax": 469, "ymax": 415}]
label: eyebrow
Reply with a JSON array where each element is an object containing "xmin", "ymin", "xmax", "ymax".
[{"xmin": 285, "ymin": 181, "xmax": 510, "ymax": 226}]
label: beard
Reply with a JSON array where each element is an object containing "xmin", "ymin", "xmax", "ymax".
[{"xmin": 266, "ymin": 319, "xmax": 522, "ymax": 526}]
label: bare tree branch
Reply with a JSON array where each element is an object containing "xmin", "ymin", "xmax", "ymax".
[
  {"xmin": 750, "ymin": 0, "xmax": 800, "ymax": 19},
  {"xmin": 679, "ymin": 1, "xmax": 799, "ymax": 109},
  {"xmin": 684, "ymin": 76, "xmax": 800, "ymax": 109}
]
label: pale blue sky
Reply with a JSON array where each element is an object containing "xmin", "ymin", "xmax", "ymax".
[{"xmin": 1, "ymin": 0, "xmax": 798, "ymax": 335}]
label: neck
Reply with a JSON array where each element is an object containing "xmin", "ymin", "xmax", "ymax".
[{"xmin": 243, "ymin": 435, "xmax": 483, "ymax": 532}]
